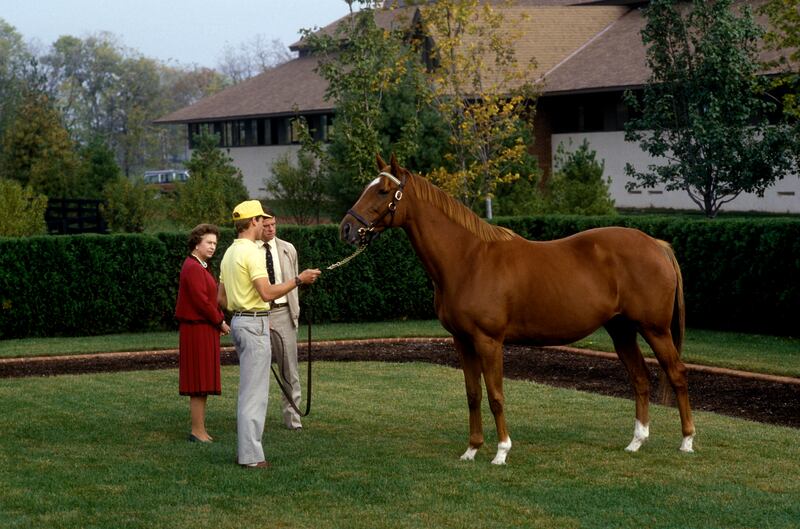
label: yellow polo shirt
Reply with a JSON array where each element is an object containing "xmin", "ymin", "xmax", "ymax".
[{"xmin": 219, "ymin": 238, "xmax": 269, "ymax": 311}]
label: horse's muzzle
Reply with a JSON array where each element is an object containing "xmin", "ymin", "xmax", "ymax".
[{"xmin": 339, "ymin": 218, "xmax": 360, "ymax": 246}]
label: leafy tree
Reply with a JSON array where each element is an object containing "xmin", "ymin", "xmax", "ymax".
[
  {"xmin": 418, "ymin": 0, "xmax": 540, "ymax": 215},
  {"xmin": 77, "ymin": 136, "xmax": 122, "ymax": 199},
  {"xmin": 0, "ymin": 18, "xmax": 40, "ymax": 151},
  {"xmin": 302, "ymin": 1, "xmax": 440, "ymax": 213},
  {"xmin": 217, "ymin": 35, "xmax": 293, "ymax": 84},
  {"xmin": 101, "ymin": 176, "xmax": 156, "ymax": 233},
  {"xmin": 0, "ymin": 89, "xmax": 82, "ymax": 198},
  {"xmin": 265, "ymin": 118, "xmax": 328, "ymax": 225},
  {"xmin": 178, "ymin": 130, "xmax": 249, "ymax": 227},
  {"xmin": 625, "ymin": 0, "xmax": 800, "ymax": 218},
  {"xmin": 42, "ymin": 34, "xmax": 192, "ymax": 177},
  {"xmin": 43, "ymin": 34, "xmax": 122, "ymax": 142},
  {"xmin": 760, "ymin": 0, "xmax": 800, "ymax": 118},
  {"xmin": 155, "ymin": 65, "xmax": 228, "ymax": 167},
  {"xmin": 541, "ymin": 140, "xmax": 616, "ymax": 216},
  {"xmin": 0, "ymin": 178, "xmax": 47, "ymax": 236}
]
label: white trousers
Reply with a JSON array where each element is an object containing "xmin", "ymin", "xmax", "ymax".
[{"xmin": 231, "ymin": 315, "xmax": 270, "ymax": 465}]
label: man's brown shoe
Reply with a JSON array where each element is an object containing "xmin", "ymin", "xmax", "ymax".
[{"xmin": 239, "ymin": 460, "xmax": 271, "ymax": 469}]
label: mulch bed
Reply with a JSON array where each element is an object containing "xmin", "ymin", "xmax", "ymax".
[{"xmin": 2, "ymin": 339, "xmax": 797, "ymax": 429}]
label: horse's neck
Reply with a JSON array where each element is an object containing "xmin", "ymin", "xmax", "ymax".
[{"xmin": 401, "ymin": 197, "xmax": 479, "ymax": 287}]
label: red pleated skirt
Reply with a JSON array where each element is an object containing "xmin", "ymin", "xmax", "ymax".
[{"xmin": 178, "ymin": 323, "xmax": 221, "ymax": 396}]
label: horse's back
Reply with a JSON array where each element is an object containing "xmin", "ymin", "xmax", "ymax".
[{"xmin": 461, "ymin": 226, "xmax": 677, "ymax": 344}]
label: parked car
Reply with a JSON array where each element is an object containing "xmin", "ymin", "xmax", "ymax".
[{"xmin": 144, "ymin": 169, "xmax": 189, "ymax": 192}]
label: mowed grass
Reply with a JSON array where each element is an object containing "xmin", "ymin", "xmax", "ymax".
[
  {"xmin": 0, "ymin": 362, "xmax": 798, "ymax": 529},
  {"xmin": 0, "ymin": 320, "xmax": 450, "ymax": 358},
  {"xmin": 1, "ymin": 320, "xmax": 798, "ymax": 377}
]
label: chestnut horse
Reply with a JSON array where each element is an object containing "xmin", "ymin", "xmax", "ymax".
[{"xmin": 340, "ymin": 154, "xmax": 695, "ymax": 464}]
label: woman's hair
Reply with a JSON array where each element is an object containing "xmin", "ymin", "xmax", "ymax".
[{"xmin": 187, "ymin": 223, "xmax": 220, "ymax": 253}]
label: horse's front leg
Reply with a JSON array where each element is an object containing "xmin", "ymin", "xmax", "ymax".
[
  {"xmin": 476, "ymin": 335, "xmax": 512, "ymax": 465},
  {"xmin": 455, "ymin": 337, "xmax": 484, "ymax": 461}
]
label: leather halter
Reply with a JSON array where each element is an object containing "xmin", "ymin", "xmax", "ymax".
[{"xmin": 346, "ymin": 171, "xmax": 405, "ymax": 246}]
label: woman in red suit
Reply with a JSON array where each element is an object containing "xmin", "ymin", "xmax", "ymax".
[{"xmin": 175, "ymin": 224, "xmax": 230, "ymax": 443}]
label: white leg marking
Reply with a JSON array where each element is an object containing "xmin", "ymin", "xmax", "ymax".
[
  {"xmin": 491, "ymin": 438, "xmax": 512, "ymax": 465},
  {"xmin": 680, "ymin": 434, "xmax": 695, "ymax": 453},
  {"xmin": 460, "ymin": 446, "xmax": 478, "ymax": 461},
  {"xmin": 625, "ymin": 419, "xmax": 650, "ymax": 452}
]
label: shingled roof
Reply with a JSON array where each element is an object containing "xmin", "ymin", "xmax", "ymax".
[
  {"xmin": 156, "ymin": 1, "xmax": 787, "ymax": 124},
  {"xmin": 155, "ymin": 55, "xmax": 332, "ymax": 124}
]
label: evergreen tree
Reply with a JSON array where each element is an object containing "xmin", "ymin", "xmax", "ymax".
[
  {"xmin": 78, "ymin": 136, "xmax": 121, "ymax": 199},
  {"xmin": 543, "ymin": 140, "xmax": 616, "ymax": 216},
  {"xmin": 265, "ymin": 118, "xmax": 328, "ymax": 225},
  {"xmin": 0, "ymin": 89, "xmax": 81, "ymax": 198},
  {"xmin": 178, "ymin": 130, "xmax": 249, "ymax": 227}
]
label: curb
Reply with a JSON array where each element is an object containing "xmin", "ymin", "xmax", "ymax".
[{"xmin": 1, "ymin": 337, "xmax": 798, "ymax": 386}]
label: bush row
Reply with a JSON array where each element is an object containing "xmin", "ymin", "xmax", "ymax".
[
  {"xmin": 498, "ymin": 215, "xmax": 800, "ymax": 335},
  {"xmin": 1, "ymin": 216, "xmax": 797, "ymax": 338}
]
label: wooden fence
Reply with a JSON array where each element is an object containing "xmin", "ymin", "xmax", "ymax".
[{"xmin": 45, "ymin": 198, "xmax": 108, "ymax": 235}]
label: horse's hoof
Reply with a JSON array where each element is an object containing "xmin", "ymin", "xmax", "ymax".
[
  {"xmin": 680, "ymin": 435, "xmax": 694, "ymax": 453},
  {"xmin": 625, "ymin": 439, "xmax": 645, "ymax": 452},
  {"xmin": 460, "ymin": 447, "xmax": 478, "ymax": 461},
  {"xmin": 491, "ymin": 439, "xmax": 512, "ymax": 465}
]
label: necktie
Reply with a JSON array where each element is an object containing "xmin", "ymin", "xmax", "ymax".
[{"xmin": 266, "ymin": 245, "xmax": 276, "ymax": 285}]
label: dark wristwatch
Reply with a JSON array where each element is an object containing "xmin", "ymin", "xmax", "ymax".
[{"xmin": 294, "ymin": 276, "xmax": 302, "ymax": 287}]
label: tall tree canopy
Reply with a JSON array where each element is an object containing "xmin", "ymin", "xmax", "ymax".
[
  {"xmin": 301, "ymin": 1, "xmax": 443, "ymax": 213},
  {"xmin": 0, "ymin": 89, "xmax": 82, "ymax": 198},
  {"xmin": 419, "ymin": 0, "xmax": 539, "ymax": 216},
  {"xmin": 625, "ymin": 0, "xmax": 799, "ymax": 218},
  {"xmin": 760, "ymin": 0, "xmax": 800, "ymax": 118}
]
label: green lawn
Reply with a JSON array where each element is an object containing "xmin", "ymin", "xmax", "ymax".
[
  {"xmin": 0, "ymin": 363, "xmax": 797, "ymax": 529},
  {"xmin": 1, "ymin": 320, "xmax": 798, "ymax": 377}
]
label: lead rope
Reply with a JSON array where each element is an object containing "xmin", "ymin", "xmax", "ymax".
[
  {"xmin": 326, "ymin": 244, "xmax": 367, "ymax": 270},
  {"xmin": 270, "ymin": 320, "xmax": 312, "ymax": 417},
  {"xmin": 270, "ymin": 244, "xmax": 370, "ymax": 417}
]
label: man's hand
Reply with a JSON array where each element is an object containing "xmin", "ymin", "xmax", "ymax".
[{"xmin": 298, "ymin": 269, "xmax": 322, "ymax": 285}]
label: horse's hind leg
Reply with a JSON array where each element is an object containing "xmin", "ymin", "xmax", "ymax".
[
  {"xmin": 454, "ymin": 336, "xmax": 485, "ymax": 461},
  {"xmin": 641, "ymin": 328, "xmax": 696, "ymax": 452},
  {"xmin": 475, "ymin": 335, "xmax": 511, "ymax": 465},
  {"xmin": 606, "ymin": 317, "xmax": 651, "ymax": 452}
]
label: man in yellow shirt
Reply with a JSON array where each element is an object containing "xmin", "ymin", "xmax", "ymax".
[{"xmin": 218, "ymin": 200, "xmax": 321, "ymax": 469}]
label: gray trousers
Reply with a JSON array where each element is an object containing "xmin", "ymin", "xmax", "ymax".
[
  {"xmin": 231, "ymin": 315, "xmax": 271, "ymax": 465},
  {"xmin": 270, "ymin": 306, "xmax": 302, "ymax": 428}
]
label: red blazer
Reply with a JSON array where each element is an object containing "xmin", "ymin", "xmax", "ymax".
[{"xmin": 174, "ymin": 257, "xmax": 224, "ymax": 327}]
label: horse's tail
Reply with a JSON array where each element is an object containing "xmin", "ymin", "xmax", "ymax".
[{"xmin": 657, "ymin": 240, "xmax": 685, "ymax": 404}]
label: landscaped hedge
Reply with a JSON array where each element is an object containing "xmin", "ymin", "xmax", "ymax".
[
  {"xmin": 0, "ymin": 226, "xmax": 434, "ymax": 339},
  {"xmin": 496, "ymin": 215, "xmax": 800, "ymax": 336},
  {"xmin": 1, "ymin": 216, "xmax": 797, "ymax": 338}
]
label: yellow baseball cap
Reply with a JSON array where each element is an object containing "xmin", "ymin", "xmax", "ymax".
[{"xmin": 232, "ymin": 200, "xmax": 271, "ymax": 221}]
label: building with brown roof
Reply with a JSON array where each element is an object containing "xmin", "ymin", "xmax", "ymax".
[{"xmin": 155, "ymin": 0, "xmax": 799, "ymax": 213}]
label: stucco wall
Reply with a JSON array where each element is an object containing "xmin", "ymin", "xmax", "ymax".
[
  {"xmin": 211, "ymin": 145, "xmax": 302, "ymax": 198},
  {"xmin": 552, "ymin": 131, "xmax": 800, "ymax": 213}
]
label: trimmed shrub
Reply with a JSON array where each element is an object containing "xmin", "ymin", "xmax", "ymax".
[
  {"xmin": 0, "ymin": 179, "xmax": 47, "ymax": 236},
  {"xmin": 0, "ymin": 234, "xmax": 171, "ymax": 337},
  {"xmin": 494, "ymin": 215, "xmax": 800, "ymax": 335},
  {"xmin": 0, "ymin": 216, "xmax": 797, "ymax": 338}
]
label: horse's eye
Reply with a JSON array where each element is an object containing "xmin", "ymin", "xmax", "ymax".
[{"xmin": 377, "ymin": 189, "xmax": 389, "ymax": 196}]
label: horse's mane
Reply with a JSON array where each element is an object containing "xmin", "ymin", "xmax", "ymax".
[{"xmin": 407, "ymin": 172, "xmax": 519, "ymax": 242}]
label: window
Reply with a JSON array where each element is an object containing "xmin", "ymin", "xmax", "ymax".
[{"xmin": 187, "ymin": 114, "xmax": 337, "ymax": 148}]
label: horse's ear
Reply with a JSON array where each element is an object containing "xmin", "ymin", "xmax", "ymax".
[
  {"xmin": 390, "ymin": 153, "xmax": 401, "ymax": 176},
  {"xmin": 376, "ymin": 153, "xmax": 387, "ymax": 170}
]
